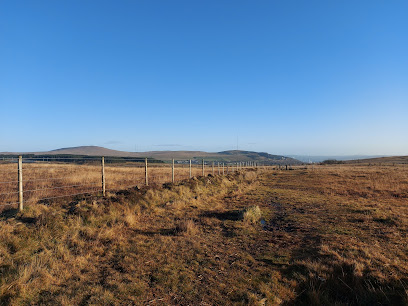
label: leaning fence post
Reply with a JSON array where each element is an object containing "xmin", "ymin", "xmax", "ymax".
[
  {"xmin": 18, "ymin": 156, "xmax": 23, "ymax": 211},
  {"xmin": 172, "ymin": 159, "xmax": 175, "ymax": 183},
  {"xmin": 145, "ymin": 158, "xmax": 148, "ymax": 186},
  {"xmin": 202, "ymin": 159, "xmax": 205, "ymax": 176},
  {"xmin": 101, "ymin": 157, "xmax": 106, "ymax": 197}
]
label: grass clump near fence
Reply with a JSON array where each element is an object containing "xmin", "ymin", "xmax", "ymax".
[{"xmin": 243, "ymin": 205, "xmax": 262, "ymax": 224}]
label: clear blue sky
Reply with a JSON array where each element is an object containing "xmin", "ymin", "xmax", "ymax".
[{"xmin": 1, "ymin": 0, "xmax": 407, "ymax": 155}]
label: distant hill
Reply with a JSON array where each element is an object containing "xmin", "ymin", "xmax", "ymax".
[
  {"xmin": 290, "ymin": 155, "xmax": 389, "ymax": 163},
  {"xmin": 50, "ymin": 146, "xmax": 140, "ymax": 157},
  {"xmin": 1, "ymin": 146, "xmax": 302, "ymax": 165},
  {"xmin": 345, "ymin": 155, "xmax": 408, "ymax": 165}
]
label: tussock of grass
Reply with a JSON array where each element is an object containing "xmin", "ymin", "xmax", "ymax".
[
  {"xmin": 243, "ymin": 205, "xmax": 262, "ymax": 224},
  {"xmin": 176, "ymin": 219, "xmax": 200, "ymax": 236}
]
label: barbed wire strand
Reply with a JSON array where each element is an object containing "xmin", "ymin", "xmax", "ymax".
[
  {"xmin": 0, "ymin": 202, "xmax": 19, "ymax": 208},
  {"xmin": 22, "ymin": 176, "xmax": 91, "ymax": 183},
  {"xmin": 0, "ymin": 191, "xmax": 19, "ymax": 196},
  {"xmin": 23, "ymin": 182, "xmax": 100, "ymax": 193},
  {"xmin": 0, "ymin": 180, "xmax": 19, "ymax": 184}
]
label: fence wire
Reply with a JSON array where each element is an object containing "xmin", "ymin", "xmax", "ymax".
[{"xmin": 0, "ymin": 157, "xmax": 250, "ymax": 210}]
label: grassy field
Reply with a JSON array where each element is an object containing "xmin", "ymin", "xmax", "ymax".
[{"xmin": 0, "ymin": 166, "xmax": 407, "ymax": 305}]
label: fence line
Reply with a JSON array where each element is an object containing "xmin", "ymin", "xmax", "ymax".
[{"xmin": 0, "ymin": 156, "xmax": 262, "ymax": 211}]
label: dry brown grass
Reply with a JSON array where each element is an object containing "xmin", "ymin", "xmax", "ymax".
[{"xmin": 0, "ymin": 165, "xmax": 407, "ymax": 305}]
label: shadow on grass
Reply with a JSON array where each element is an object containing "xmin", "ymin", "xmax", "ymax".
[
  {"xmin": 0, "ymin": 208, "xmax": 18, "ymax": 220},
  {"xmin": 0, "ymin": 208, "xmax": 38, "ymax": 224},
  {"xmin": 285, "ymin": 263, "xmax": 408, "ymax": 306},
  {"xmin": 281, "ymin": 235, "xmax": 408, "ymax": 305},
  {"xmin": 200, "ymin": 209, "xmax": 244, "ymax": 221}
]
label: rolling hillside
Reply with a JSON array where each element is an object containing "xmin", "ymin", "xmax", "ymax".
[
  {"xmin": 345, "ymin": 155, "xmax": 408, "ymax": 165},
  {"xmin": 1, "ymin": 146, "xmax": 302, "ymax": 165}
]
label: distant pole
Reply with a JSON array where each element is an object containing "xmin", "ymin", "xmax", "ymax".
[
  {"xmin": 172, "ymin": 159, "xmax": 175, "ymax": 183},
  {"xmin": 202, "ymin": 159, "xmax": 205, "ymax": 176},
  {"xmin": 189, "ymin": 159, "xmax": 192, "ymax": 178},
  {"xmin": 145, "ymin": 158, "xmax": 148, "ymax": 186},
  {"xmin": 18, "ymin": 156, "xmax": 23, "ymax": 211},
  {"xmin": 212, "ymin": 161, "xmax": 215, "ymax": 175},
  {"xmin": 101, "ymin": 157, "xmax": 106, "ymax": 197}
]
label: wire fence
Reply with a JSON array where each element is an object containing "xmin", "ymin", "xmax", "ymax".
[{"xmin": 0, "ymin": 156, "xmax": 260, "ymax": 211}]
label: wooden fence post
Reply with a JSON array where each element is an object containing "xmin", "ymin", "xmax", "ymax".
[
  {"xmin": 18, "ymin": 156, "xmax": 23, "ymax": 211},
  {"xmin": 218, "ymin": 162, "xmax": 220, "ymax": 175},
  {"xmin": 189, "ymin": 159, "xmax": 192, "ymax": 178},
  {"xmin": 212, "ymin": 161, "xmax": 214, "ymax": 175},
  {"xmin": 145, "ymin": 158, "xmax": 148, "ymax": 186},
  {"xmin": 102, "ymin": 157, "xmax": 106, "ymax": 197},
  {"xmin": 222, "ymin": 163, "xmax": 225, "ymax": 175},
  {"xmin": 172, "ymin": 159, "xmax": 175, "ymax": 183}
]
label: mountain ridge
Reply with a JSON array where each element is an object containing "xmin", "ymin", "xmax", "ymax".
[{"xmin": 1, "ymin": 146, "xmax": 302, "ymax": 165}]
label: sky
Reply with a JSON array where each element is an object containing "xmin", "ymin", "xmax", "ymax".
[{"xmin": 1, "ymin": 0, "xmax": 407, "ymax": 156}]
